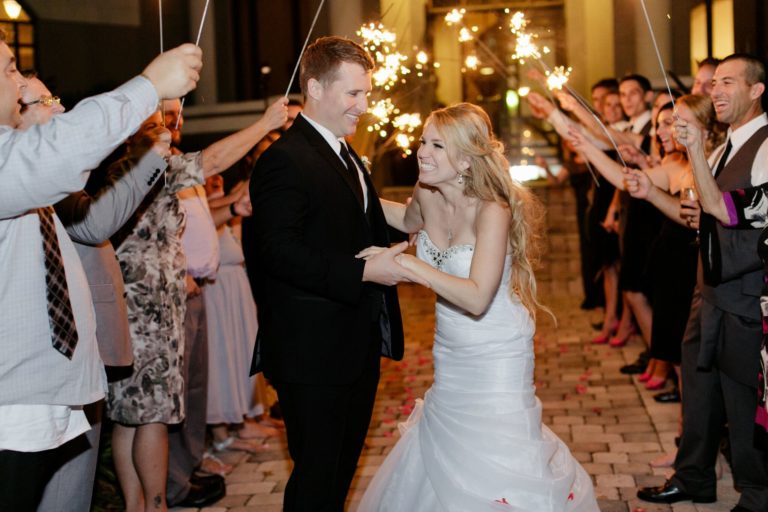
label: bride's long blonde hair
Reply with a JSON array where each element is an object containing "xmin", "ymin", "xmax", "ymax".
[{"xmin": 425, "ymin": 103, "xmax": 550, "ymax": 322}]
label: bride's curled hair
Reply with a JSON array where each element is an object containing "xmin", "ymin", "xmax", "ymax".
[{"xmin": 425, "ymin": 103, "xmax": 551, "ymax": 322}]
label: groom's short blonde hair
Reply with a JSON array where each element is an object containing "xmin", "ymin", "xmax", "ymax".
[{"xmin": 299, "ymin": 36, "xmax": 374, "ymax": 96}]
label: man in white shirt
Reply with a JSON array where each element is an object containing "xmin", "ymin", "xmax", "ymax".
[
  {"xmin": 0, "ymin": 31, "xmax": 202, "ymax": 508},
  {"xmin": 638, "ymin": 53, "xmax": 768, "ymax": 512}
]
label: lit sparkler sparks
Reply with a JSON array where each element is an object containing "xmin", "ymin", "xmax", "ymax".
[
  {"xmin": 393, "ymin": 113, "xmax": 422, "ymax": 133},
  {"xmin": 509, "ymin": 11, "xmax": 528, "ymax": 34},
  {"xmin": 444, "ymin": 8, "xmax": 465, "ymax": 26},
  {"xmin": 458, "ymin": 27, "xmax": 473, "ymax": 42},
  {"xmin": 395, "ymin": 133, "xmax": 414, "ymax": 156},
  {"xmin": 512, "ymin": 32, "xmax": 540, "ymax": 63},
  {"xmin": 357, "ymin": 22, "xmax": 396, "ymax": 48},
  {"xmin": 546, "ymin": 66, "xmax": 572, "ymax": 90},
  {"xmin": 358, "ymin": 22, "xmax": 411, "ymax": 90},
  {"xmin": 367, "ymin": 98, "xmax": 397, "ymax": 132}
]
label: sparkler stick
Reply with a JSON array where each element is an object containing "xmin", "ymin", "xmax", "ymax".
[
  {"xmin": 639, "ymin": 0, "xmax": 676, "ymax": 110},
  {"xmin": 175, "ymin": 0, "xmax": 212, "ymax": 129},
  {"xmin": 159, "ymin": 0, "xmax": 166, "ymax": 127},
  {"xmin": 285, "ymin": 0, "xmax": 326, "ymax": 97},
  {"xmin": 638, "ymin": 0, "xmax": 692, "ymax": 161}
]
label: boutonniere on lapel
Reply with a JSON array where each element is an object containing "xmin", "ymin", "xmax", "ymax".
[{"xmin": 360, "ymin": 156, "xmax": 372, "ymax": 175}]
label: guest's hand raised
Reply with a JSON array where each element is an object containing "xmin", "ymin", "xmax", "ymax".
[
  {"xmin": 261, "ymin": 97, "xmax": 289, "ymax": 132},
  {"xmin": 142, "ymin": 43, "xmax": 203, "ymax": 99},
  {"xmin": 526, "ymin": 92, "xmax": 553, "ymax": 119},
  {"xmin": 566, "ymin": 126, "xmax": 587, "ymax": 149},
  {"xmin": 360, "ymin": 241, "xmax": 430, "ymax": 287},
  {"xmin": 555, "ymin": 91, "xmax": 579, "ymax": 113},
  {"xmin": 130, "ymin": 119, "xmax": 171, "ymax": 158},
  {"xmin": 673, "ymin": 116, "xmax": 703, "ymax": 150},
  {"xmin": 624, "ymin": 169, "xmax": 653, "ymax": 199},
  {"xmin": 619, "ymin": 144, "xmax": 649, "ymax": 169}
]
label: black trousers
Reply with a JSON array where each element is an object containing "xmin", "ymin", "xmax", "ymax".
[
  {"xmin": 672, "ymin": 291, "xmax": 768, "ymax": 511},
  {"xmin": 0, "ymin": 446, "xmax": 62, "ymax": 510},
  {"xmin": 275, "ymin": 341, "xmax": 380, "ymax": 512}
]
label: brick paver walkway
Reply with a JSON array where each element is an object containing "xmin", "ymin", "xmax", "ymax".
[{"xmin": 171, "ymin": 285, "xmax": 737, "ymax": 512}]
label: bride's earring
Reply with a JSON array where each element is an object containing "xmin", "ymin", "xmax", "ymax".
[{"xmin": 457, "ymin": 174, "xmax": 465, "ymax": 185}]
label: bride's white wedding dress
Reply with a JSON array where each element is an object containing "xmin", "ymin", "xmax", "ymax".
[{"xmin": 358, "ymin": 230, "xmax": 599, "ymax": 511}]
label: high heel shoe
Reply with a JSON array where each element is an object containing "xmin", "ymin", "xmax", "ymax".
[
  {"xmin": 645, "ymin": 377, "xmax": 667, "ymax": 390},
  {"xmin": 591, "ymin": 320, "xmax": 619, "ymax": 344},
  {"xmin": 638, "ymin": 371, "xmax": 652, "ymax": 382},
  {"xmin": 609, "ymin": 327, "xmax": 636, "ymax": 347}
]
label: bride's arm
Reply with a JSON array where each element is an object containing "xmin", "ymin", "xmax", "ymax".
[
  {"xmin": 380, "ymin": 185, "xmax": 424, "ymax": 233},
  {"xmin": 396, "ymin": 201, "xmax": 509, "ymax": 315}
]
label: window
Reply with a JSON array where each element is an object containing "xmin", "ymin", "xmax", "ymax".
[{"xmin": 0, "ymin": 1, "xmax": 33, "ymax": 71}]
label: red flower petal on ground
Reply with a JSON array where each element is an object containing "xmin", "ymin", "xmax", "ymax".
[
  {"xmin": 568, "ymin": 492, "xmax": 574, "ymax": 501},
  {"xmin": 592, "ymin": 407, "xmax": 602, "ymax": 415},
  {"xmin": 575, "ymin": 384, "xmax": 587, "ymax": 394},
  {"xmin": 494, "ymin": 497, "xmax": 510, "ymax": 505},
  {"xmin": 383, "ymin": 430, "xmax": 394, "ymax": 437}
]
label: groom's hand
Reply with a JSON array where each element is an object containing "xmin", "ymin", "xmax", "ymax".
[{"xmin": 362, "ymin": 241, "xmax": 429, "ymax": 287}]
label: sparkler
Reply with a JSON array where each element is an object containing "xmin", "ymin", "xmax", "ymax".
[
  {"xmin": 159, "ymin": 0, "xmax": 166, "ymax": 127},
  {"xmin": 176, "ymin": 0, "xmax": 212, "ymax": 129},
  {"xmin": 444, "ymin": 8, "xmax": 465, "ymax": 26},
  {"xmin": 392, "ymin": 113, "xmax": 422, "ymax": 133},
  {"xmin": 285, "ymin": 0, "xmax": 326, "ymax": 97},
  {"xmin": 545, "ymin": 66, "xmax": 571, "ymax": 91},
  {"xmin": 358, "ymin": 22, "xmax": 410, "ymax": 91}
]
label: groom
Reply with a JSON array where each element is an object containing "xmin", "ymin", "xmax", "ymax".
[{"xmin": 248, "ymin": 36, "xmax": 422, "ymax": 510}]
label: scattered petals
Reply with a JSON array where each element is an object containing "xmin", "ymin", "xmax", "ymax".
[
  {"xmin": 575, "ymin": 384, "xmax": 587, "ymax": 395},
  {"xmin": 494, "ymin": 497, "xmax": 510, "ymax": 505}
]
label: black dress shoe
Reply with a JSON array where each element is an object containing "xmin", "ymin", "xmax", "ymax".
[
  {"xmin": 731, "ymin": 506, "xmax": 755, "ymax": 512},
  {"xmin": 172, "ymin": 473, "xmax": 226, "ymax": 507},
  {"xmin": 637, "ymin": 480, "xmax": 716, "ymax": 504},
  {"xmin": 654, "ymin": 389, "xmax": 681, "ymax": 403},
  {"xmin": 620, "ymin": 350, "xmax": 650, "ymax": 375}
]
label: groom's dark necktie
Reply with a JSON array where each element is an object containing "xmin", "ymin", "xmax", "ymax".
[
  {"xmin": 38, "ymin": 206, "xmax": 79, "ymax": 358},
  {"xmin": 340, "ymin": 143, "xmax": 365, "ymax": 208}
]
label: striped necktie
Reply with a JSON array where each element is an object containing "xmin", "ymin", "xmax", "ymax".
[{"xmin": 38, "ymin": 207, "xmax": 79, "ymax": 358}]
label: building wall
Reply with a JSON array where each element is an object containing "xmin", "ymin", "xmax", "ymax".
[
  {"xmin": 565, "ymin": 0, "xmax": 615, "ymax": 97},
  {"xmin": 27, "ymin": 0, "xmax": 189, "ymax": 103}
]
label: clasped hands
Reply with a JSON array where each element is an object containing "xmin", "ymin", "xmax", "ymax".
[{"xmin": 357, "ymin": 241, "xmax": 429, "ymax": 288}]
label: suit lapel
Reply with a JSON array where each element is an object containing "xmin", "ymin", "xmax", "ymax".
[{"xmin": 295, "ymin": 116, "xmax": 366, "ymax": 211}]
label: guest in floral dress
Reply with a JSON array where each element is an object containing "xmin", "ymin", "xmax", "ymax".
[{"xmin": 106, "ymin": 111, "xmax": 206, "ymax": 511}]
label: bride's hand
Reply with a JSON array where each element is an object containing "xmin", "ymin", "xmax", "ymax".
[
  {"xmin": 356, "ymin": 246, "xmax": 387, "ymax": 260},
  {"xmin": 394, "ymin": 252, "xmax": 417, "ymax": 269}
]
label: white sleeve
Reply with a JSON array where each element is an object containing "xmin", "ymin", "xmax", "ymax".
[
  {"xmin": 750, "ymin": 138, "xmax": 768, "ymax": 186},
  {"xmin": 0, "ymin": 76, "xmax": 158, "ymax": 218}
]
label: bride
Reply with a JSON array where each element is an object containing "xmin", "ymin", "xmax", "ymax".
[{"xmin": 356, "ymin": 103, "xmax": 599, "ymax": 511}]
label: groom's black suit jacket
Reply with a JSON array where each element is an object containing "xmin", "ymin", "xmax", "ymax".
[{"xmin": 248, "ymin": 114, "xmax": 404, "ymax": 385}]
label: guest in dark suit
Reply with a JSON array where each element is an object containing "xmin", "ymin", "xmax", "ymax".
[
  {"xmin": 638, "ymin": 53, "xmax": 768, "ymax": 512},
  {"xmin": 248, "ymin": 36, "xmax": 425, "ymax": 511}
]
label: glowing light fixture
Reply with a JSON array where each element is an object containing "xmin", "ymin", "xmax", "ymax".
[{"xmin": 3, "ymin": 0, "xmax": 21, "ymax": 19}]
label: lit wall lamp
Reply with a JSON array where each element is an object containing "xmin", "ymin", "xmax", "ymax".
[{"xmin": 3, "ymin": 0, "xmax": 22, "ymax": 20}]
